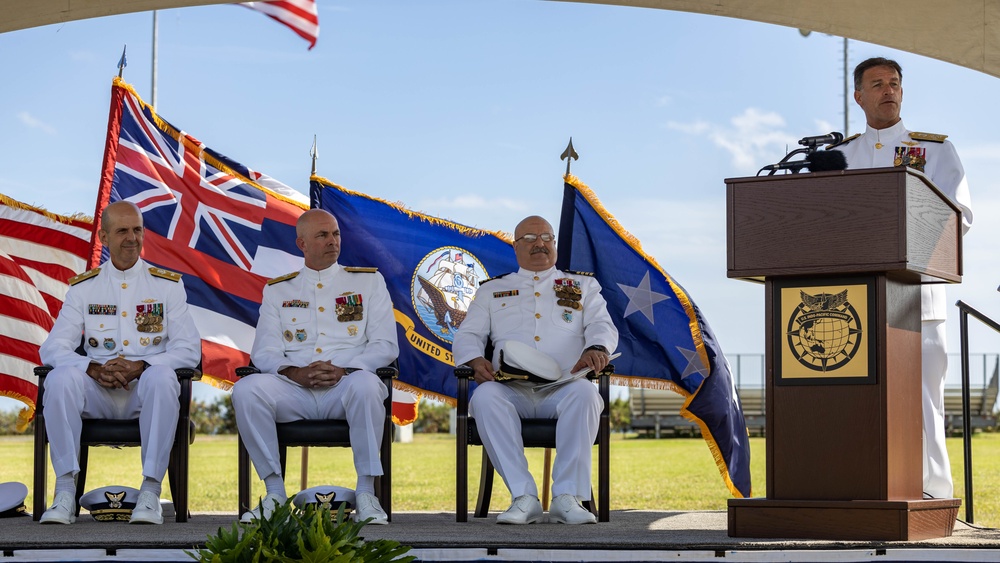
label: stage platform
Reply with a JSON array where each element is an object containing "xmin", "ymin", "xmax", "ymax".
[{"xmin": 2, "ymin": 510, "xmax": 1000, "ymax": 562}]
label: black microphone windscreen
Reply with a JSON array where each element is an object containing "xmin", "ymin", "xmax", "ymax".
[{"xmin": 808, "ymin": 150, "xmax": 848, "ymax": 172}]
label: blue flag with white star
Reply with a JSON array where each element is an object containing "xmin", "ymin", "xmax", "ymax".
[{"xmin": 558, "ymin": 175, "xmax": 752, "ymax": 498}]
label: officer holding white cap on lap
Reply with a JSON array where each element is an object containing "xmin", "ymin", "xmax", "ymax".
[{"xmin": 453, "ymin": 215, "xmax": 618, "ymax": 525}]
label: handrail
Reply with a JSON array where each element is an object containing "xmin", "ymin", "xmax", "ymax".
[{"xmin": 956, "ymin": 300, "xmax": 1000, "ymax": 524}]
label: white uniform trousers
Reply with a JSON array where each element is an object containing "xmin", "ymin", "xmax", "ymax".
[
  {"xmin": 232, "ymin": 370, "xmax": 387, "ymax": 481},
  {"xmin": 922, "ymin": 320, "xmax": 953, "ymax": 498},
  {"xmin": 469, "ymin": 378, "xmax": 602, "ymax": 500},
  {"xmin": 42, "ymin": 364, "xmax": 181, "ymax": 480}
]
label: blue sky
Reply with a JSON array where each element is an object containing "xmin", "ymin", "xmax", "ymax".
[{"xmin": 2, "ymin": 0, "xmax": 999, "ymax": 411}]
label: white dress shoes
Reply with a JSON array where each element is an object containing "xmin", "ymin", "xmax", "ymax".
[
  {"xmin": 39, "ymin": 491, "xmax": 76, "ymax": 525},
  {"xmin": 496, "ymin": 495, "xmax": 543, "ymax": 525},
  {"xmin": 354, "ymin": 492, "xmax": 388, "ymax": 525},
  {"xmin": 240, "ymin": 493, "xmax": 285, "ymax": 524},
  {"xmin": 548, "ymin": 494, "xmax": 597, "ymax": 524},
  {"xmin": 129, "ymin": 491, "xmax": 163, "ymax": 525}
]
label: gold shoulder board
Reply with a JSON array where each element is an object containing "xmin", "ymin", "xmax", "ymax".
[
  {"xmin": 344, "ymin": 266, "xmax": 378, "ymax": 273},
  {"xmin": 565, "ymin": 270, "xmax": 594, "ymax": 277},
  {"xmin": 909, "ymin": 131, "xmax": 948, "ymax": 143},
  {"xmin": 826, "ymin": 133, "xmax": 860, "ymax": 149},
  {"xmin": 267, "ymin": 271, "xmax": 300, "ymax": 285},
  {"xmin": 69, "ymin": 268, "xmax": 101, "ymax": 286},
  {"xmin": 480, "ymin": 272, "xmax": 513, "ymax": 286},
  {"xmin": 149, "ymin": 267, "xmax": 182, "ymax": 282}
]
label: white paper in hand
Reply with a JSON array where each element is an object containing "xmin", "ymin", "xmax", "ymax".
[{"xmin": 531, "ymin": 353, "xmax": 621, "ymax": 393}]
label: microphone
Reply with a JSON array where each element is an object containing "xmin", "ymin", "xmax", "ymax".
[
  {"xmin": 798, "ymin": 132, "xmax": 844, "ymax": 147},
  {"xmin": 807, "ymin": 149, "xmax": 847, "ymax": 171},
  {"xmin": 761, "ymin": 150, "xmax": 847, "ymax": 173}
]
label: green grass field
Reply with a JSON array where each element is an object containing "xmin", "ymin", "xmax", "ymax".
[{"xmin": 4, "ymin": 432, "xmax": 999, "ymax": 527}]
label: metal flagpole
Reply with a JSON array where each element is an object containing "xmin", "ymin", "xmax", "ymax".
[
  {"xmin": 151, "ymin": 11, "xmax": 158, "ymax": 109},
  {"xmin": 300, "ymin": 135, "xmax": 320, "ymax": 491},
  {"xmin": 560, "ymin": 137, "xmax": 579, "ymax": 176},
  {"xmin": 542, "ymin": 137, "xmax": 582, "ymax": 510},
  {"xmin": 117, "ymin": 45, "xmax": 127, "ymax": 78},
  {"xmin": 843, "ymin": 37, "xmax": 850, "ymax": 135}
]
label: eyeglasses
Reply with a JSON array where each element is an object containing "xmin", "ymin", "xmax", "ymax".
[{"xmin": 515, "ymin": 233, "xmax": 555, "ymax": 244}]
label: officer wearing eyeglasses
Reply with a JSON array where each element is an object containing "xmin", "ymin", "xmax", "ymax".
[{"xmin": 453, "ymin": 215, "xmax": 618, "ymax": 525}]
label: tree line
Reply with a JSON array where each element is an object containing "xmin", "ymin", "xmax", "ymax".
[{"xmin": 1, "ymin": 396, "xmax": 634, "ymax": 436}]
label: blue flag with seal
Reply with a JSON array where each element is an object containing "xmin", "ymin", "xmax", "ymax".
[
  {"xmin": 310, "ymin": 176, "xmax": 519, "ymax": 402},
  {"xmin": 558, "ymin": 174, "xmax": 752, "ymax": 498}
]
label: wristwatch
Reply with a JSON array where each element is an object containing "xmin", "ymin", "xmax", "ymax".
[
  {"xmin": 585, "ymin": 345, "xmax": 609, "ymax": 355},
  {"xmin": 141, "ymin": 360, "xmax": 151, "ymax": 373}
]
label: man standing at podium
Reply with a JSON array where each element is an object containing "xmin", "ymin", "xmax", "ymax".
[{"xmin": 835, "ymin": 56, "xmax": 974, "ymax": 499}]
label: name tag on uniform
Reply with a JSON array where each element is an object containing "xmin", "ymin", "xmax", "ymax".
[{"xmin": 88, "ymin": 304, "xmax": 117, "ymax": 315}]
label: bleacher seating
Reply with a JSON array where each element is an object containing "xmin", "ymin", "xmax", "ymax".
[
  {"xmin": 628, "ymin": 387, "xmax": 766, "ymax": 437},
  {"xmin": 943, "ymin": 365, "xmax": 998, "ymax": 435},
  {"xmin": 628, "ymin": 363, "xmax": 998, "ymax": 438}
]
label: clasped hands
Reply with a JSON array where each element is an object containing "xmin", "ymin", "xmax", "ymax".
[
  {"xmin": 87, "ymin": 357, "xmax": 144, "ymax": 390},
  {"xmin": 281, "ymin": 360, "xmax": 349, "ymax": 388},
  {"xmin": 468, "ymin": 348, "xmax": 610, "ymax": 385}
]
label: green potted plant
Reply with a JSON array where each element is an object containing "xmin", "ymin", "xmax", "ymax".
[{"xmin": 189, "ymin": 500, "xmax": 414, "ymax": 563}]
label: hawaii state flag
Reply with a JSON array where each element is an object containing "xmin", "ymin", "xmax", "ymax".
[
  {"xmin": 559, "ymin": 175, "xmax": 752, "ymax": 498},
  {"xmin": 93, "ymin": 77, "xmax": 308, "ymax": 389},
  {"xmin": 311, "ymin": 177, "xmax": 519, "ymax": 402},
  {"xmin": 0, "ymin": 196, "xmax": 92, "ymax": 429}
]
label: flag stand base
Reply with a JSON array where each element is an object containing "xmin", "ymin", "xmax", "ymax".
[{"xmin": 727, "ymin": 498, "xmax": 960, "ymax": 541}]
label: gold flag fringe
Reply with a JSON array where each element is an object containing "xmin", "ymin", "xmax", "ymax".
[
  {"xmin": 312, "ymin": 175, "xmax": 514, "ymax": 243},
  {"xmin": 0, "ymin": 193, "xmax": 93, "ymax": 225},
  {"xmin": 199, "ymin": 373, "xmax": 235, "ymax": 393},
  {"xmin": 565, "ymin": 174, "xmax": 748, "ymax": 499},
  {"xmin": 393, "ymin": 379, "xmax": 456, "ymax": 408},
  {"xmin": 0, "ymin": 391, "xmax": 36, "ymax": 432},
  {"xmin": 112, "ymin": 78, "xmax": 309, "ymax": 211}
]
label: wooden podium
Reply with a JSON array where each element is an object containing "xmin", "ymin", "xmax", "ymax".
[{"xmin": 725, "ymin": 167, "xmax": 963, "ymax": 540}]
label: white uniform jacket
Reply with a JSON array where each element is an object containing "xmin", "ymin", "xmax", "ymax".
[
  {"xmin": 453, "ymin": 266, "xmax": 618, "ymax": 374},
  {"xmin": 838, "ymin": 120, "xmax": 973, "ymax": 320},
  {"xmin": 251, "ymin": 263, "xmax": 399, "ymax": 375},
  {"xmin": 39, "ymin": 259, "xmax": 200, "ymax": 370}
]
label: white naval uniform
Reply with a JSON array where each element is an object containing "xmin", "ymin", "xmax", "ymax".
[
  {"xmin": 38, "ymin": 259, "xmax": 200, "ymax": 480},
  {"xmin": 453, "ymin": 267, "xmax": 619, "ymax": 500},
  {"xmin": 232, "ymin": 263, "xmax": 398, "ymax": 481},
  {"xmin": 839, "ymin": 120, "xmax": 974, "ymax": 498}
]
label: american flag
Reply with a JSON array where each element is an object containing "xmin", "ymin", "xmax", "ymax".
[
  {"xmin": 95, "ymin": 77, "xmax": 309, "ymax": 390},
  {"xmin": 241, "ymin": 0, "xmax": 320, "ymax": 49},
  {"xmin": 0, "ymin": 196, "xmax": 91, "ymax": 429}
]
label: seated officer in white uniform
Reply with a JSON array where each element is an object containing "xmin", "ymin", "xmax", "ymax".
[
  {"xmin": 232, "ymin": 209, "xmax": 398, "ymax": 525},
  {"xmin": 834, "ymin": 57, "xmax": 973, "ymax": 500},
  {"xmin": 38, "ymin": 201, "xmax": 200, "ymax": 525},
  {"xmin": 453, "ymin": 215, "xmax": 618, "ymax": 525}
]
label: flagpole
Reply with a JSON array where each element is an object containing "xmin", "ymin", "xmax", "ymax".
[
  {"xmin": 548, "ymin": 137, "xmax": 583, "ymax": 507},
  {"xmin": 310, "ymin": 135, "xmax": 318, "ymax": 176},
  {"xmin": 556, "ymin": 138, "xmax": 579, "ymax": 271},
  {"xmin": 301, "ymin": 135, "xmax": 319, "ymax": 491},
  {"xmin": 151, "ymin": 11, "xmax": 158, "ymax": 109}
]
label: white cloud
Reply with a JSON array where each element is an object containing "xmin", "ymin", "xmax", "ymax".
[
  {"xmin": 17, "ymin": 112, "xmax": 56, "ymax": 135},
  {"xmin": 655, "ymin": 95, "xmax": 672, "ymax": 107},
  {"xmin": 668, "ymin": 107, "xmax": 799, "ymax": 172}
]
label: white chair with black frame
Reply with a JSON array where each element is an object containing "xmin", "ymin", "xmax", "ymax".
[
  {"xmin": 235, "ymin": 363, "xmax": 397, "ymax": 520},
  {"xmin": 454, "ymin": 341, "xmax": 613, "ymax": 523}
]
